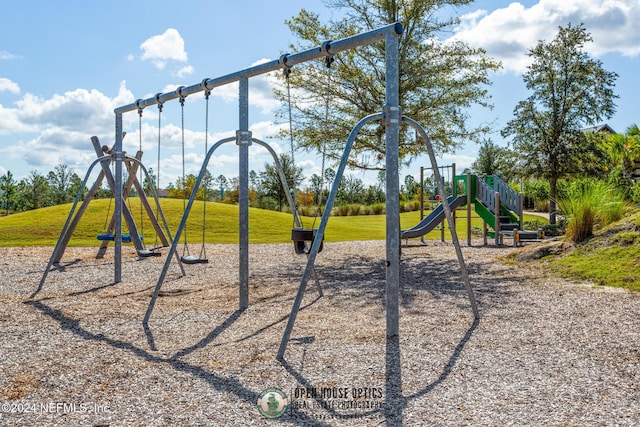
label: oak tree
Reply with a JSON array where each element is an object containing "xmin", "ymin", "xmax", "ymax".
[
  {"xmin": 278, "ymin": 0, "xmax": 500, "ymax": 171},
  {"xmin": 501, "ymin": 23, "xmax": 618, "ymax": 224}
]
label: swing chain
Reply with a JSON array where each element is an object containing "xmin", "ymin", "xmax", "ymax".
[
  {"xmin": 314, "ymin": 47, "xmax": 334, "ymax": 223},
  {"xmin": 280, "ymin": 53, "xmax": 299, "ymax": 223},
  {"xmin": 200, "ymin": 88, "xmax": 211, "ymax": 260}
]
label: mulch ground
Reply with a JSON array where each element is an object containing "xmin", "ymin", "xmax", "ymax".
[{"xmin": 0, "ymin": 241, "xmax": 638, "ymax": 426}]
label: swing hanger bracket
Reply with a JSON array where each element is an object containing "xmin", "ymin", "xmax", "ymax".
[
  {"xmin": 383, "ymin": 105, "xmax": 402, "ymax": 126},
  {"xmin": 235, "ymin": 130, "xmax": 253, "ymax": 146},
  {"xmin": 201, "ymin": 78, "xmax": 212, "ymax": 98},
  {"xmin": 321, "ymin": 41, "xmax": 335, "ymax": 68},
  {"xmin": 279, "ymin": 54, "xmax": 292, "ymax": 78},
  {"xmin": 135, "ymin": 99, "xmax": 144, "ymax": 116},
  {"xmin": 154, "ymin": 93, "xmax": 164, "ymax": 111},
  {"xmin": 177, "ymin": 86, "xmax": 187, "ymax": 104}
]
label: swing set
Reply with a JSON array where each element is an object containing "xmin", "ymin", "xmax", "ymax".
[{"xmin": 34, "ymin": 22, "xmax": 479, "ymax": 361}]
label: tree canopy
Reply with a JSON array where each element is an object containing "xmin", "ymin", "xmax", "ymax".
[
  {"xmin": 471, "ymin": 140, "xmax": 518, "ymax": 183},
  {"xmin": 278, "ymin": 0, "xmax": 501, "ymax": 171},
  {"xmin": 501, "ymin": 23, "xmax": 618, "ymax": 223}
]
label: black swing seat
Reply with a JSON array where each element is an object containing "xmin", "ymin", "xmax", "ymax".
[
  {"xmin": 291, "ymin": 228, "xmax": 323, "ymax": 255},
  {"xmin": 180, "ymin": 255, "xmax": 209, "ymax": 264},
  {"xmin": 137, "ymin": 249, "xmax": 162, "ymax": 257}
]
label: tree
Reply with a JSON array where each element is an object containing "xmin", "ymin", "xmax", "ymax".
[
  {"xmin": 309, "ymin": 173, "xmax": 324, "ymax": 205},
  {"xmin": 598, "ymin": 124, "xmax": 640, "ymax": 185},
  {"xmin": 471, "ymin": 140, "xmax": 518, "ymax": 182},
  {"xmin": 259, "ymin": 154, "xmax": 304, "ymax": 211},
  {"xmin": 143, "ymin": 167, "xmax": 157, "ymax": 195},
  {"xmin": 279, "ymin": 0, "xmax": 501, "ymax": 171},
  {"xmin": 16, "ymin": 170, "xmax": 51, "ymax": 210},
  {"xmin": 502, "ymin": 23, "xmax": 618, "ymax": 224},
  {"xmin": 167, "ymin": 174, "xmax": 206, "ymax": 200},
  {"xmin": 339, "ymin": 174, "xmax": 365, "ymax": 204},
  {"xmin": 47, "ymin": 164, "xmax": 82, "ymax": 205},
  {"xmin": 324, "ymin": 167, "xmax": 336, "ymax": 190},
  {"xmin": 402, "ymin": 174, "xmax": 419, "ymax": 200},
  {"xmin": 0, "ymin": 171, "xmax": 16, "ymax": 215}
]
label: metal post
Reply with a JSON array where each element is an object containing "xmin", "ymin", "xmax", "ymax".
[
  {"xmin": 384, "ymin": 29, "xmax": 401, "ymax": 339},
  {"xmin": 466, "ymin": 171, "xmax": 472, "ymax": 246},
  {"xmin": 452, "ymin": 163, "xmax": 457, "ymax": 233},
  {"xmin": 402, "ymin": 116, "xmax": 479, "ymax": 320},
  {"xmin": 419, "ymin": 166, "xmax": 424, "ymax": 222},
  {"xmin": 519, "ymin": 191, "xmax": 524, "ymax": 230},
  {"xmin": 419, "ymin": 166, "xmax": 425, "ymax": 245},
  {"xmin": 495, "ymin": 192, "xmax": 501, "ymax": 246},
  {"xmin": 114, "ymin": 114, "xmax": 124, "ymax": 283},
  {"xmin": 238, "ymin": 78, "xmax": 250, "ymax": 310}
]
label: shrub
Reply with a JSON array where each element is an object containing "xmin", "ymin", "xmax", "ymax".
[
  {"xmin": 299, "ymin": 206, "xmax": 322, "ymax": 217},
  {"xmin": 523, "ymin": 219, "xmax": 545, "ymax": 231},
  {"xmin": 541, "ymin": 221, "xmax": 566, "ymax": 237},
  {"xmin": 369, "ymin": 203, "xmax": 385, "ymax": 215},
  {"xmin": 558, "ymin": 179, "xmax": 625, "ymax": 243},
  {"xmin": 534, "ymin": 199, "xmax": 550, "ymax": 213},
  {"xmin": 334, "ymin": 204, "xmax": 350, "ymax": 216},
  {"xmin": 402, "ymin": 200, "xmax": 419, "ymax": 212},
  {"xmin": 348, "ymin": 204, "xmax": 364, "ymax": 216},
  {"xmin": 630, "ymin": 182, "xmax": 640, "ymax": 205}
]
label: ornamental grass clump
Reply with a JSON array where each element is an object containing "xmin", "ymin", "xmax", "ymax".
[{"xmin": 558, "ymin": 179, "xmax": 625, "ymax": 244}]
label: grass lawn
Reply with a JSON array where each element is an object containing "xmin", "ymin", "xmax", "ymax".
[
  {"xmin": 546, "ymin": 211, "xmax": 640, "ymax": 292},
  {"xmin": 0, "ymin": 198, "xmax": 549, "ymax": 247}
]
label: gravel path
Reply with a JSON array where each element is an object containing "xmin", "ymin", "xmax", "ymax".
[{"xmin": 0, "ymin": 241, "xmax": 638, "ymax": 426}]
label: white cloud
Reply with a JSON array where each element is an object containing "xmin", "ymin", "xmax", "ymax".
[
  {"xmin": 449, "ymin": 0, "xmax": 640, "ymax": 73},
  {"xmin": 113, "ymin": 81, "xmax": 136, "ymax": 110},
  {"xmin": 176, "ymin": 65, "xmax": 194, "ymax": 78},
  {"xmin": 0, "ymin": 78, "xmax": 20, "ymax": 94},
  {"xmin": 0, "ymin": 51, "xmax": 21, "ymax": 60},
  {"xmin": 0, "ymin": 83, "xmax": 143, "ymax": 175},
  {"xmin": 8, "ymin": 128, "xmax": 101, "ymax": 171},
  {"xmin": 249, "ymin": 120, "xmax": 286, "ymax": 140},
  {"xmin": 209, "ymin": 59, "xmax": 283, "ymax": 114},
  {"xmin": 15, "ymin": 88, "xmax": 113, "ymax": 133},
  {"xmin": 140, "ymin": 28, "xmax": 188, "ymax": 70},
  {"xmin": 0, "ymin": 104, "xmax": 35, "ymax": 134}
]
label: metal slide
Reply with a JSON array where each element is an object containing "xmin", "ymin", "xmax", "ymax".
[{"xmin": 401, "ymin": 195, "xmax": 467, "ymax": 239}]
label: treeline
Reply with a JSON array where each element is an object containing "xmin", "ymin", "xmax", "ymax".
[
  {"xmin": 472, "ymin": 124, "xmax": 640, "ymax": 208},
  {"xmin": 0, "ymin": 155, "xmax": 393, "ymax": 217},
  {"xmin": 0, "ymin": 165, "xmax": 88, "ymax": 215},
  {"xmin": 163, "ymin": 153, "xmax": 390, "ymax": 216}
]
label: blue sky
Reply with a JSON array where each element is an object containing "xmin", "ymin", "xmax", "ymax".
[{"xmin": 1, "ymin": 0, "xmax": 639, "ymax": 189}]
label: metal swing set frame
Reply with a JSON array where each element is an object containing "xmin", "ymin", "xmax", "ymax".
[{"xmin": 34, "ymin": 22, "xmax": 479, "ymax": 359}]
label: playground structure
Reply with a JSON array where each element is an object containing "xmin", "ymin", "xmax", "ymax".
[
  {"xmin": 409, "ymin": 163, "xmax": 460, "ymax": 243},
  {"xmin": 402, "ymin": 171, "xmax": 544, "ymax": 247},
  {"xmin": 34, "ymin": 22, "xmax": 480, "ymax": 359},
  {"xmin": 34, "ymin": 136, "xmax": 184, "ymax": 296}
]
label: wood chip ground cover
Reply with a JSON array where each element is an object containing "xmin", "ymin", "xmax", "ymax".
[{"xmin": 0, "ymin": 241, "xmax": 638, "ymax": 426}]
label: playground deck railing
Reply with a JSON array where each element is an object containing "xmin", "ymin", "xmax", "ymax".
[
  {"xmin": 476, "ymin": 178, "xmax": 497, "ymax": 214},
  {"xmin": 491, "ymin": 175, "xmax": 521, "ymax": 216}
]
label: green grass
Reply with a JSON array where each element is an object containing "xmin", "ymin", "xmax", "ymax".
[
  {"xmin": 547, "ymin": 210, "xmax": 640, "ymax": 292},
  {"xmin": 551, "ymin": 245, "xmax": 640, "ymax": 291},
  {"xmin": 0, "ymin": 199, "xmax": 548, "ymax": 247}
]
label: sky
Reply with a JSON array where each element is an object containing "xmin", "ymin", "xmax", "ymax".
[{"xmin": 1, "ymin": 0, "xmax": 640, "ymax": 190}]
